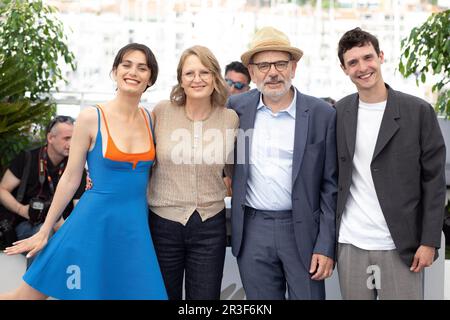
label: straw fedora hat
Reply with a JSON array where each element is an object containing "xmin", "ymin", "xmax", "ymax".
[{"xmin": 241, "ymin": 27, "xmax": 303, "ymax": 67}]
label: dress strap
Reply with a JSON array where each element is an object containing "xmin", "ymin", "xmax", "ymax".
[
  {"xmin": 97, "ymin": 105, "xmax": 112, "ymax": 138},
  {"xmin": 94, "ymin": 105, "xmax": 101, "ymax": 133},
  {"xmin": 141, "ymin": 108, "xmax": 155, "ymax": 144}
]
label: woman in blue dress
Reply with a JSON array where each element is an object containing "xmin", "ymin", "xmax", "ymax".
[{"xmin": 1, "ymin": 43, "xmax": 168, "ymax": 300}]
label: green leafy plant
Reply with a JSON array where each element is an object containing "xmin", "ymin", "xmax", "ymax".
[
  {"xmin": 399, "ymin": 10, "xmax": 450, "ymax": 118},
  {"xmin": 0, "ymin": 0, "xmax": 76, "ymax": 98},
  {"xmin": 0, "ymin": 57, "xmax": 52, "ymax": 172},
  {"xmin": 0, "ymin": 0, "xmax": 75, "ymax": 173}
]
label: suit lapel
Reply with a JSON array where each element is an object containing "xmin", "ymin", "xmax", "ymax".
[
  {"xmin": 292, "ymin": 90, "xmax": 309, "ymax": 185},
  {"xmin": 239, "ymin": 92, "xmax": 260, "ymax": 132},
  {"xmin": 239, "ymin": 91, "xmax": 260, "ymax": 175},
  {"xmin": 343, "ymin": 94, "xmax": 359, "ymax": 159},
  {"xmin": 372, "ymin": 87, "xmax": 400, "ymax": 161}
]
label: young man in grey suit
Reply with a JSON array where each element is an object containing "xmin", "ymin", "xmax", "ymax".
[
  {"xmin": 227, "ymin": 26, "xmax": 337, "ymax": 300},
  {"xmin": 335, "ymin": 28, "xmax": 446, "ymax": 300}
]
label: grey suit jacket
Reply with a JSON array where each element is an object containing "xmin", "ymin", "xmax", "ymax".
[
  {"xmin": 335, "ymin": 83, "xmax": 446, "ymax": 266},
  {"xmin": 227, "ymin": 88, "xmax": 337, "ymax": 269}
]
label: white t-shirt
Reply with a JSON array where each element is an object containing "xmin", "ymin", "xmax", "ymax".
[{"xmin": 338, "ymin": 99, "xmax": 396, "ymax": 250}]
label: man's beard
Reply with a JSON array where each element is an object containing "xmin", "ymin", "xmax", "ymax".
[{"xmin": 257, "ymin": 76, "xmax": 292, "ymax": 100}]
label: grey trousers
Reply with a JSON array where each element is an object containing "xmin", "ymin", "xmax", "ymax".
[
  {"xmin": 237, "ymin": 207, "xmax": 325, "ymax": 300},
  {"xmin": 337, "ymin": 243, "xmax": 423, "ymax": 300}
]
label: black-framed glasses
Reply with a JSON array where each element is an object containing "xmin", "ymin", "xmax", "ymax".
[
  {"xmin": 225, "ymin": 79, "xmax": 248, "ymax": 90},
  {"xmin": 249, "ymin": 60, "xmax": 290, "ymax": 73},
  {"xmin": 46, "ymin": 115, "xmax": 75, "ymax": 134}
]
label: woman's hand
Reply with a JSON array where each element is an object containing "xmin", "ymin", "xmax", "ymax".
[{"xmin": 3, "ymin": 229, "xmax": 50, "ymax": 258}]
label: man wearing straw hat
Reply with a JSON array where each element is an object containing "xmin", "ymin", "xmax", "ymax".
[{"xmin": 227, "ymin": 26, "xmax": 337, "ymax": 299}]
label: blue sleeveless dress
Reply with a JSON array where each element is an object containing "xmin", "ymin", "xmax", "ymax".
[{"xmin": 23, "ymin": 107, "xmax": 168, "ymax": 300}]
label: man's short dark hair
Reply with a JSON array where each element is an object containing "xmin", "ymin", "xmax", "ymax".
[
  {"xmin": 338, "ymin": 27, "xmax": 380, "ymax": 66},
  {"xmin": 225, "ymin": 61, "xmax": 250, "ymax": 84}
]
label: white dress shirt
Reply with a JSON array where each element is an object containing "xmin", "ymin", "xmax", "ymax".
[{"xmin": 245, "ymin": 91, "xmax": 297, "ymax": 210}]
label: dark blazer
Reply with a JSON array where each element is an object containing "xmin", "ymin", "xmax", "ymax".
[
  {"xmin": 335, "ymin": 84, "xmax": 446, "ymax": 267},
  {"xmin": 227, "ymin": 88, "xmax": 337, "ymax": 269}
]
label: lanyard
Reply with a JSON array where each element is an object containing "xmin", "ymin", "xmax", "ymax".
[{"xmin": 37, "ymin": 146, "xmax": 66, "ymax": 197}]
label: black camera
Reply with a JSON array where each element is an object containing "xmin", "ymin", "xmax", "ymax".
[{"xmin": 28, "ymin": 197, "xmax": 51, "ymax": 226}]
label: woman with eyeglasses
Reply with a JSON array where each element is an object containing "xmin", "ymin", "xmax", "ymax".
[
  {"xmin": 1, "ymin": 43, "xmax": 167, "ymax": 300},
  {"xmin": 147, "ymin": 45, "xmax": 239, "ymax": 300}
]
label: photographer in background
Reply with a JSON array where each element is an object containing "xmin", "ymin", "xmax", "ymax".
[
  {"xmin": 224, "ymin": 61, "xmax": 251, "ymax": 96},
  {"xmin": 0, "ymin": 116, "xmax": 87, "ymax": 268}
]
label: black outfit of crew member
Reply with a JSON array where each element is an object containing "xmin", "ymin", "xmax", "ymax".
[{"xmin": 9, "ymin": 146, "xmax": 86, "ymax": 225}]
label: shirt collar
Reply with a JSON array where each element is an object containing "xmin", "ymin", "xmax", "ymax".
[{"xmin": 257, "ymin": 88, "xmax": 297, "ymax": 119}]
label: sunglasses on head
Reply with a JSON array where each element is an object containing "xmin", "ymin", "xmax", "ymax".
[
  {"xmin": 46, "ymin": 115, "xmax": 75, "ymax": 134},
  {"xmin": 225, "ymin": 79, "xmax": 247, "ymax": 90}
]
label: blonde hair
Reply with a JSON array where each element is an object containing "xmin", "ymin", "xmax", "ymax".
[{"xmin": 170, "ymin": 45, "xmax": 229, "ymax": 107}]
